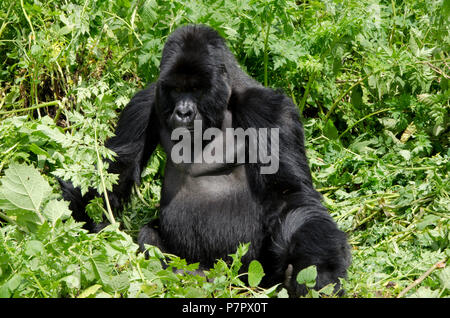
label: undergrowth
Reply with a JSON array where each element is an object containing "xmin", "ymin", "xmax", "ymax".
[{"xmin": 0, "ymin": 0, "xmax": 449, "ymax": 298}]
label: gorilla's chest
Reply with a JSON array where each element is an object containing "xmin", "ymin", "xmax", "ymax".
[{"xmin": 159, "ymin": 165, "xmax": 264, "ymax": 266}]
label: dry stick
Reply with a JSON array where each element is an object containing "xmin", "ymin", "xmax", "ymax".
[
  {"xmin": 426, "ymin": 62, "xmax": 450, "ymax": 79},
  {"xmin": 397, "ymin": 258, "xmax": 447, "ymax": 298}
]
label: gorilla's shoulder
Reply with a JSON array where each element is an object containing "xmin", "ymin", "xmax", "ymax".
[{"xmin": 230, "ymin": 87, "xmax": 298, "ymax": 128}]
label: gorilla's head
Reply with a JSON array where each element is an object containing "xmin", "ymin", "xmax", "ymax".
[{"xmin": 155, "ymin": 25, "xmax": 232, "ymax": 132}]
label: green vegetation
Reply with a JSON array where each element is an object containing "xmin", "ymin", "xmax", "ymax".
[{"xmin": 0, "ymin": 0, "xmax": 449, "ymax": 298}]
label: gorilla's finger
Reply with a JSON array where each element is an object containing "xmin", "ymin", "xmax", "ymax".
[{"xmin": 284, "ymin": 263, "xmax": 293, "ymax": 290}]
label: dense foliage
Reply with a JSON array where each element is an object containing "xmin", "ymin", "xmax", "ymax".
[{"xmin": 0, "ymin": 0, "xmax": 449, "ymax": 298}]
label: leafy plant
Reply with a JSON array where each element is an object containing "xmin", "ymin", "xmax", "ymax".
[{"xmin": 0, "ymin": 0, "xmax": 449, "ymax": 298}]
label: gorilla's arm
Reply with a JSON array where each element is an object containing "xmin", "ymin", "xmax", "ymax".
[
  {"xmin": 231, "ymin": 87, "xmax": 351, "ymax": 296},
  {"xmin": 60, "ymin": 85, "xmax": 159, "ymax": 230},
  {"xmin": 104, "ymin": 85, "xmax": 159, "ymax": 209},
  {"xmin": 230, "ymin": 87, "xmax": 315, "ymax": 196}
]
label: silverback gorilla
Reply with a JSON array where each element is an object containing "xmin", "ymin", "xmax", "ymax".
[{"xmin": 60, "ymin": 24, "xmax": 351, "ymax": 297}]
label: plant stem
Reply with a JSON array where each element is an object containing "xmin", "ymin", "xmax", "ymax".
[
  {"xmin": 29, "ymin": 272, "xmax": 49, "ymax": 297},
  {"xmin": 338, "ymin": 107, "xmax": 394, "ymax": 139},
  {"xmin": 103, "ymin": 11, "xmax": 143, "ymax": 46},
  {"xmin": 0, "ymin": 212, "xmax": 31, "ymax": 234},
  {"xmin": 0, "ymin": 2, "xmax": 13, "ymax": 39},
  {"xmin": 263, "ymin": 21, "xmax": 272, "ymax": 87},
  {"xmin": 324, "ymin": 73, "xmax": 371, "ymax": 123},
  {"xmin": 94, "ymin": 126, "xmax": 116, "ymax": 226},
  {"xmin": 397, "ymin": 258, "xmax": 447, "ymax": 298},
  {"xmin": 117, "ymin": 47, "xmax": 140, "ymax": 65},
  {"xmin": 20, "ymin": 0, "xmax": 36, "ymax": 44},
  {"xmin": 298, "ymin": 72, "xmax": 316, "ymax": 117},
  {"xmin": 0, "ymin": 100, "xmax": 60, "ymax": 115},
  {"xmin": 316, "ymin": 186, "xmax": 339, "ymax": 192},
  {"xmin": 389, "ymin": 0, "xmax": 396, "ymax": 46}
]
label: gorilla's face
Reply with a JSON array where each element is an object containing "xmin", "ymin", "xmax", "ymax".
[
  {"xmin": 155, "ymin": 28, "xmax": 232, "ymax": 133},
  {"xmin": 157, "ymin": 65, "xmax": 208, "ymax": 131}
]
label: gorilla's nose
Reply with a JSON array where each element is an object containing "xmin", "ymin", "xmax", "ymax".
[
  {"xmin": 174, "ymin": 102, "xmax": 196, "ymax": 125},
  {"xmin": 175, "ymin": 107, "xmax": 194, "ymax": 120}
]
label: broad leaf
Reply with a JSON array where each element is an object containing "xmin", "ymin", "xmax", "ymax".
[
  {"xmin": 248, "ymin": 260, "xmax": 265, "ymax": 287},
  {"xmin": 0, "ymin": 162, "xmax": 51, "ymax": 214},
  {"xmin": 296, "ymin": 265, "xmax": 317, "ymax": 288}
]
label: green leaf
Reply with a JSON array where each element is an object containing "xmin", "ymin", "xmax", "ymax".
[
  {"xmin": 29, "ymin": 144, "xmax": 50, "ymax": 158},
  {"xmin": 62, "ymin": 274, "xmax": 81, "ymax": 290},
  {"xmin": 277, "ymin": 288, "xmax": 289, "ymax": 298},
  {"xmin": 318, "ymin": 283, "xmax": 336, "ymax": 296},
  {"xmin": 323, "ymin": 119, "xmax": 339, "ymax": 140},
  {"xmin": 398, "ymin": 150, "xmax": 411, "ymax": 161},
  {"xmin": 108, "ymin": 273, "xmax": 130, "ymax": 292},
  {"xmin": 90, "ymin": 254, "xmax": 111, "ymax": 287},
  {"xmin": 296, "ymin": 265, "xmax": 317, "ymax": 288},
  {"xmin": 408, "ymin": 286, "xmax": 440, "ymax": 298},
  {"xmin": 416, "ymin": 215, "xmax": 441, "ymax": 230},
  {"xmin": 248, "ymin": 260, "xmax": 265, "ymax": 287},
  {"xmin": 2, "ymin": 274, "xmax": 23, "ymax": 297},
  {"xmin": 0, "ymin": 285, "xmax": 10, "ymax": 298},
  {"xmin": 438, "ymin": 266, "xmax": 450, "ymax": 290},
  {"xmin": 184, "ymin": 286, "xmax": 207, "ymax": 298},
  {"xmin": 43, "ymin": 199, "xmax": 72, "ymax": 225},
  {"xmin": 25, "ymin": 240, "xmax": 44, "ymax": 257},
  {"xmin": 78, "ymin": 285, "xmax": 102, "ymax": 298},
  {"xmin": 0, "ymin": 162, "xmax": 51, "ymax": 223},
  {"xmin": 351, "ymin": 84, "xmax": 363, "ymax": 109}
]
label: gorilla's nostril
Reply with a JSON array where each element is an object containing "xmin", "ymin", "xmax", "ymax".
[
  {"xmin": 175, "ymin": 106, "xmax": 195, "ymax": 122},
  {"xmin": 176, "ymin": 108, "xmax": 193, "ymax": 119}
]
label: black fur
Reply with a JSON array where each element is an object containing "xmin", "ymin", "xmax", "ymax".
[{"xmin": 60, "ymin": 25, "xmax": 351, "ymax": 297}]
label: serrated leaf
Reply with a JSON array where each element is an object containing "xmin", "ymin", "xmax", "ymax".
[
  {"xmin": 43, "ymin": 199, "xmax": 72, "ymax": 225},
  {"xmin": 438, "ymin": 266, "xmax": 450, "ymax": 290},
  {"xmin": 108, "ymin": 273, "xmax": 130, "ymax": 292},
  {"xmin": 248, "ymin": 260, "xmax": 265, "ymax": 287},
  {"xmin": 0, "ymin": 162, "xmax": 51, "ymax": 217},
  {"xmin": 408, "ymin": 286, "xmax": 440, "ymax": 298},
  {"xmin": 62, "ymin": 273, "xmax": 81, "ymax": 289}
]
